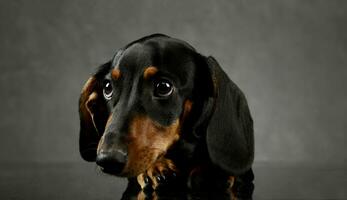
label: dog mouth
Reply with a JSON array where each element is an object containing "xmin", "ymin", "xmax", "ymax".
[
  {"xmin": 98, "ymin": 157, "xmax": 155, "ymax": 178},
  {"xmin": 99, "ymin": 166, "xmax": 124, "ymax": 176},
  {"xmin": 97, "ymin": 159, "xmax": 126, "ymax": 176},
  {"xmin": 99, "ymin": 166, "xmax": 146, "ymax": 178},
  {"xmin": 98, "ymin": 162, "xmax": 147, "ymax": 177}
]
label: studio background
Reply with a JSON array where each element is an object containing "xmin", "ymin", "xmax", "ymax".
[{"xmin": 0, "ymin": 0, "xmax": 346, "ymax": 199}]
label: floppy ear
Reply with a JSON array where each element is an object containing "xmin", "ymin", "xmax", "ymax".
[
  {"xmin": 79, "ymin": 63, "xmax": 110, "ymax": 162},
  {"xmin": 204, "ymin": 56, "xmax": 254, "ymax": 175}
]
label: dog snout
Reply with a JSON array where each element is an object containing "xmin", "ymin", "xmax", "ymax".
[{"xmin": 96, "ymin": 150, "xmax": 127, "ymax": 175}]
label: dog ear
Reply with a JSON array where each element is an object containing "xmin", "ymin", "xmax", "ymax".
[
  {"xmin": 202, "ymin": 56, "xmax": 254, "ymax": 175},
  {"xmin": 79, "ymin": 62, "xmax": 110, "ymax": 162}
]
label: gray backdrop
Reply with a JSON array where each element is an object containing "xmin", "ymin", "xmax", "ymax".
[{"xmin": 0, "ymin": 0, "xmax": 346, "ymax": 166}]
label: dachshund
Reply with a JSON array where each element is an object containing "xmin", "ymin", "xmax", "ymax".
[{"xmin": 79, "ymin": 34, "xmax": 254, "ymax": 198}]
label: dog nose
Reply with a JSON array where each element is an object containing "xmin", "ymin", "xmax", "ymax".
[{"xmin": 96, "ymin": 150, "xmax": 127, "ymax": 174}]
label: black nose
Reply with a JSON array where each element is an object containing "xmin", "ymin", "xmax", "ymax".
[{"xmin": 96, "ymin": 150, "xmax": 127, "ymax": 175}]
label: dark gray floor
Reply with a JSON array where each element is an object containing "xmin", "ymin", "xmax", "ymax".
[
  {"xmin": 0, "ymin": 162, "xmax": 346, "ymax": 199},
  {"xmin": 0, "ymin": 162, "xmax": 127, "ymax": 200}
]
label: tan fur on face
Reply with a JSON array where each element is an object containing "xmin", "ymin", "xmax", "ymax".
[
  {"xmin": 111, "ymin": 68, "xmax": 121, "ymax": 80},
  {"xmin": 181, "ymin": 100, "xmax": 192, "ymax": 121},
  {"xmin": 120, "ymin": 99, "xmax": 193, "ymax": 177},
  {"xmin": 97, "ymin": 114, "xmax": 113, "ymax": 153},
  {"xmin": 105, "ymin": 114, "xmax": 113, "ymax": 128},
  {"xmin": 121, "ymin": 116, "xmax": 180, "ymax": 176},
  {"xmin": 97, "ymin": 134, "xmax": 105, "ymax": 154},
  {"xmin": 143, "ymin": 66, "xmax": 158, "ymax": 80}
]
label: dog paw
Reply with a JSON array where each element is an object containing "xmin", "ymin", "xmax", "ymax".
[{"xmin": 137, "ymin": 158, "xmax": 180, "ymax": 191}]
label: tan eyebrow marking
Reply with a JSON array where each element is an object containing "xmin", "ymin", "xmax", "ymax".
[
  {"xmin": 143, "ymin": 66, "xmax": 158, "ymax": 80},
  {"xmin": 111, "ymin": 68, "xmax": 121, "ymax": 80}
]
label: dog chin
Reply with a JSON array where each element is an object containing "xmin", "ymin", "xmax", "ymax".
[
  {"xmin": 99, "ymin": 166, "xmax": 144, "ymax": 178},
  {"xmin": 99, "ymin": 167, "xmax": 123, "ymax": 176}
]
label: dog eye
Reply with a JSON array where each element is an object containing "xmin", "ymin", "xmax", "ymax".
[
  {"xmin": 103, "ymin": 80, "xmax": 113, "ymax": 100},
  {"xmin": 154, "ymin": 79, "xmax": 173, "ymax": 97}
]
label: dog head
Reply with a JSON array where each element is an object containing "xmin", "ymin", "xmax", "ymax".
[{"xmin": 79, "ymin": 34, "xmax": 253, "ymax": 177}]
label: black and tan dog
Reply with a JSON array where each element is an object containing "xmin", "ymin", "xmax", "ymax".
[{"xmin": 79, "ymin": 34, "xmax": 254, "ymax": 198}]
